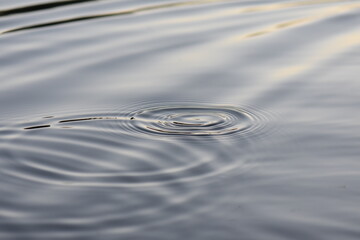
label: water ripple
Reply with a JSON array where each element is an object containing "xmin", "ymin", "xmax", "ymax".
[
  {"xmin": 0, "ymin": 0, "xmax": 234, "ymax": 35},
  {"xmin": 0, "ymin": 104, "xmax": 268, "ymax": 187},
  {"xmin": 126, "ymin": 105, "xmax": 265, "ymax": 137},
  {"xmin": 0, "ymin": 103, "xmax": 266, "ymax": 234},
  {"xmin": 1, "ymin": 0, "xmax": 350, "ymax": 35},
  {"xmin": 1, "ymin": 0, "xmax": 359, "ymax": 238}
]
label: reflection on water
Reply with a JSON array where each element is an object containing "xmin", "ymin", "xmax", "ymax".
[
  {"xmin": 1, "ymin": 0, "xmax": 360, "ymax": 239},
  {"xmin": 0, "ymin": 105, "xmax": 255, "ymax": 236},
  {"xmin": 6, "ymin": 104, "xmax": 263, "ymax": 187}
]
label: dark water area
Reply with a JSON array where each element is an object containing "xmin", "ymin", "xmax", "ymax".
[{"xmin": 1, "ymin": 0, "xmax": 360, "ymax": 239}]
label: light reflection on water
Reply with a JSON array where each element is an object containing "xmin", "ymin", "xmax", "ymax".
[{"xmin": 1, "ymin": 0, "xmax": 360, "ymax": 239}]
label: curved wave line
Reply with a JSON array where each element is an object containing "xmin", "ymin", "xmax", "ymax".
[
  {"xmin": 0, "ymin": 0, "xmax": 234, "ymax": 35},
  {"xmin": 0, "ymin": 0, "xmax": 102, "ymax": 17},
  {"xmin": 157, "ymin": 0, "xmax": 349, "ymax": 28},
  {"xmin": 239, "ymin": 0, "xmax": 347, "ymax": 14},
  {"xmin": 246, "ymin": 30, "xmax": 360, "ymax": 107},
  {"xmin": 272, "ymin": 31, "xmax": 360, "ymax": 80},
  {"xmin": 226, "ymin": 3, "xmax": 360, "ymax": 43},
  {"xmin": 1, "ymin": 158, "xmax": 242, "ymax": 187},
  {"xmin": 0, "ymin": 0, "xmax": 349, "ymax": 35}
]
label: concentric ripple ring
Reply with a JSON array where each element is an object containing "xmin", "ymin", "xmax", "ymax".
[
  {"xmin": 0, "ymin": 104, "xmax": 273, "ymax": 233},
  {"xmin": 126, "ymin": 105, "xmax": 265, "ymax": 137}
]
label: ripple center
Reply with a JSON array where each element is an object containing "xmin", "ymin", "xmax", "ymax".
[{"xmin": 127, "ymin": 105, "xmax": 258, "ymax": 137}]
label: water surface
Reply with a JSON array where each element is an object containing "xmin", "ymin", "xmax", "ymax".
[{"xmin": 1, "ymin": 0, "xmax": 360, "ymax": 239}]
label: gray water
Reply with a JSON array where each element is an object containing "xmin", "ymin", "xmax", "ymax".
[{"xmin": 1, "ymin": 0, "xmax": 360, "ymax": 239}]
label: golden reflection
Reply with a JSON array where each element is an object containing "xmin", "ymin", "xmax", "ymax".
[
  {"xmin": 244, "ymin": 31, "xmax": 269, "ymax": 38},
  {"xmin": 241, "ymin": 0, "xmax": 344, "ymax": 14},
  {"xmin": 274, "ymin": 66, "xmax": 308, "ymax": 80},
  {"xmin": 227, "ymin": 3, "xmax": 360, "ymax": 43},
  {"xmin": 272, "ymin": 32, "xmax": 360, "ymax": 80},
  {"xmin": 275, "ymin": 19, "xmax": 309, "ymax": 29},
  {"xmin": 155, "ymin": 0, "xmax": 350, "ymax": 27}
]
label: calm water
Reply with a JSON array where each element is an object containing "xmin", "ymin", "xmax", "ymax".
[{"xmin": 1, "ymin": 0, "xmax": 360, "ymax": 239}]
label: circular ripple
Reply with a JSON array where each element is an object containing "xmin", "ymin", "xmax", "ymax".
[
  {"xmin": 0, "ymin": 104, "xmax": 272, "ymax": 234},
  {"xmin": 124, "ymin": 104, "xmax": 270, "ymax": 138},
  {"xmin": 0, "ymin": 104, "xmax": 272, "ymax": 188},
  {"xmin": 0, "ymin": 115, "xmax": 219, "ymax": 233},
  {"xmin": 2, "ymin": 113, "xmax": 248, "ymax": 187}
]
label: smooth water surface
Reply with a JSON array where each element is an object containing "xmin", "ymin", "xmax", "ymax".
[{"xmin": 1, "ymin": 0, "xmax": 360, "ymax": 239}]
